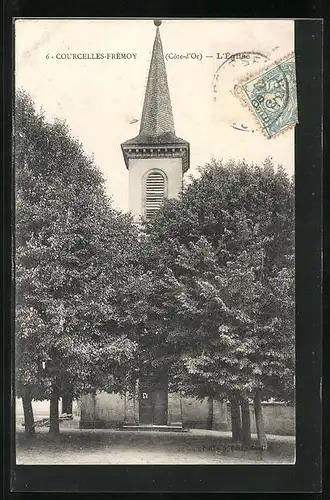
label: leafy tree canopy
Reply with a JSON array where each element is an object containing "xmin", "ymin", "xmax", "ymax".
[
  {"xmin": 137, "ymin": 159, "xmax": 295, "ymax": 403},
  {"xmin": 15, "ymin": 89, "xmax": 139, "ymax": 401}
]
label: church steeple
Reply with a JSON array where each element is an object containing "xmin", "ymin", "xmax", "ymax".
[
  {"xmin": 121, "ymin": 20, "xmax": 190, "ymax": 222},
  {"xmin": 121, "ymin": 21, "xmax": 190, "ymax": 173},
  {"xmin": 139, "ymin": 22, "xmax": 175, "ymax": 137}
]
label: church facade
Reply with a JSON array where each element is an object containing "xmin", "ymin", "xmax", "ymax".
[{"xmin": 80, "ymin": 22, "xmax": 228, "ymax": 431}]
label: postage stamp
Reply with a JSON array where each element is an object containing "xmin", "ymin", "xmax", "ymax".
[{"xmin": 234, "ymin": 53, "xmax": 298, "ymax": 138}]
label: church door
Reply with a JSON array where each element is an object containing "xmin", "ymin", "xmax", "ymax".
[{"xmin": 139, "ymin": 380, "xmax": 168, "ymax": 425}]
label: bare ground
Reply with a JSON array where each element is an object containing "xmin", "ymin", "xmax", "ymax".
[{"xmin": 15, "ymin": 418, "xmax": 295, "ymax": 465}]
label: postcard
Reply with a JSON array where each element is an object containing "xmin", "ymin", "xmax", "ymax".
[{"xmin": 14, "ymin": 18, "xmax": 297, "ymax": 468}]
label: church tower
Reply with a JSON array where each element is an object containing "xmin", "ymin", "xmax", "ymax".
[
  {"xmin": 80, "ymin": 21, "xmax": 229, "ymax": 431},
  {"xmin": 121, "ymin": 21, "xmax": 190, "ymax": 221}
]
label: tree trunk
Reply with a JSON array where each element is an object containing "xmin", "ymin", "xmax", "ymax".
[
  {"xmin": 61, "ymin": 394, "xmax": 73, "ymax": 415},
  {"xmin": 206, "ymin": 396, "xmax": 214, "ymax": 430},
  {"xmin": 254, "ymin": 389, "xmax": 267, "ymax": 450},
  {"xmin": 22, "ymin": 387, "xmax": 35, "ymax": 437},
  {"xmin": 49, "ymin": 390, "xmax": 60, "ymax": 436},
  {"xmin": 241, "ymin": 398, "xmax": 251, "ymax": 447},
  {"xmin": 230, "ymin": 398, "xmax": 242, "ymax": 442}
]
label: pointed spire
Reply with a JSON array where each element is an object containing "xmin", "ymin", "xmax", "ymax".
[
  {"xmin": 139, "ymin": 23, "xmax": 175, "ymax": 137},
  {"xmin": 121, "ymin": 21, "xmax": 190, "ymax": 173}
]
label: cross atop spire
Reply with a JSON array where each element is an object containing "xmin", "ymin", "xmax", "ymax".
[{"xmin": 139, "ymin": 22, "xmax": 175, "ymax": 137}]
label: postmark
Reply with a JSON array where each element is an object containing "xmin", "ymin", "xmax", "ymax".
[
  {"xmin": 233, "ymin": 53, "xmax": 298, "ymax": 139},
  {"xmin": 212, "ymin": 51, "xmax": 270, "ymax": 134},
  {"xmin": 212, "ymin": 51, "xmax": 270, "ymax": 101}
]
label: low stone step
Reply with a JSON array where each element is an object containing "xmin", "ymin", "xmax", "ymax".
[{"xmin": 121, "ymin": 424, "xmax": 188, "ymax": 432}]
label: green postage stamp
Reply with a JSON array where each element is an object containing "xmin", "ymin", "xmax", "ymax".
[{"xmin": 234, "ymin": 54, "xmax": 298, "ymax": 138}]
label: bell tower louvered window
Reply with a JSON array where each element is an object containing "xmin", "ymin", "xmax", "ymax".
[{"xmin": 144, "ymin": 171, "xmax": 166, "ymax": 220}]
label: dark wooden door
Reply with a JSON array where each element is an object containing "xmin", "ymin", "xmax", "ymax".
[
  {"xmin": 139, "ymin": 386, "xmax": 168, "ymax": 425},
  {"xmin": 152, "ymin": 389, "xmax": 168, "ymax": 425}
]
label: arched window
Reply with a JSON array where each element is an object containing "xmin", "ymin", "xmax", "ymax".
[{"xmin": 144, "ymin": 170, "xmax": 166, "ymax": 220}]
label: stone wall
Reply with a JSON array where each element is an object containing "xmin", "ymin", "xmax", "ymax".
[
  {"xmin": 181, "ymin": 397, "xmax": 228, "ymax": 430},
  {"xmin": 79, "ymin": 393, "xmax": 295, "ymax": 436},
  {"xmin": 251, "ymin": 403, "xmax": 295, "ymax": 436},
  {"xmin": 226, "ymin": 402, "xmax": 295, "ymax": 436},
  {"xmin": 80, "ymin": 392, "xmax": 125, "ymax": 429}
]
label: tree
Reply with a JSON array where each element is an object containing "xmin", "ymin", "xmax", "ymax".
[
  {"xmin": 139, "ymin": 159, "xmax": 294, "ymax": 446},
  {"xmin": 160, "ymin": 237, "xmax": 265, "ymax": 436},
  {"xmin": 15, "ymin": 89, "xmax": 139, "ymax": 435}
]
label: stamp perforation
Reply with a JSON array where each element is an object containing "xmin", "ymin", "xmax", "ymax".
[{"xmin": 233, "ymin": 51, "xmax": 298, "ymax": 139}]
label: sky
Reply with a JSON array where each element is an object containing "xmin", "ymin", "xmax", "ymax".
[{"xmin": 15, "ymin": 19, "xmax": 295, "ymax": 213}]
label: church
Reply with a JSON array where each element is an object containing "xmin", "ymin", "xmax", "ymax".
[
  {"xmin": 79, "ymin": 21, "xmax": 229, "ymax": 431},
  {"xmin": 78, "ymin": 22, "xmax": 295, "ymax": 436}
]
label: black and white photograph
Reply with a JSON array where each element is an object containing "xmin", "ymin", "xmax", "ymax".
[{"xmin": 14, "ymin": 18, "xmax": 297, "ymax": 466}]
